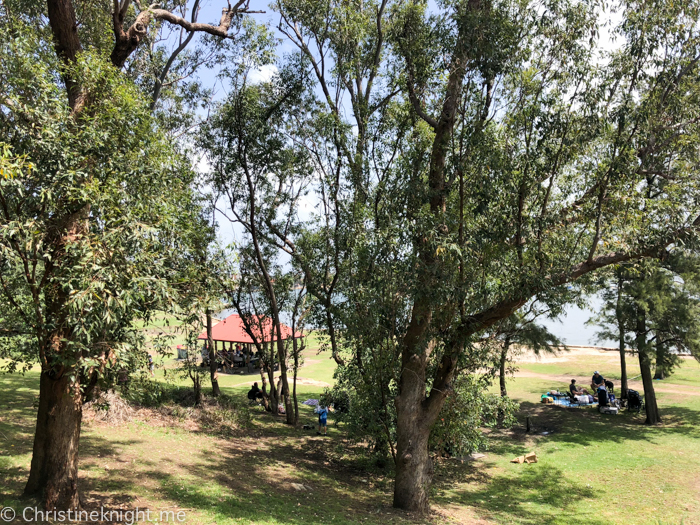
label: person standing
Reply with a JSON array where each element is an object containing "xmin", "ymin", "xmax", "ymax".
[{"xmin": 317, "ymin": 405, "xmax": 329, "ymax": 436}]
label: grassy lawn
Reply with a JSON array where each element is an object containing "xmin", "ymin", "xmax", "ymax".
[
  {"xmin": 1, "ymin": 341, "xmax": 699, "ymax": 524},
  {"xmin": 450, "ymin": 371, "xmax": 700, "ymax": 524}
]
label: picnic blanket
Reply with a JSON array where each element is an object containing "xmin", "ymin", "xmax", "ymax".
[
  {"xmin": 552, "ymin": 398, "xmax": 595, "ymax": 407},
  {"xmin": 302, "ymin": 399, "xmax": 319, "ymax": 406},
  {"xmin": 542, "ymin": 393, "xmax": 597, "ymax": 407}
]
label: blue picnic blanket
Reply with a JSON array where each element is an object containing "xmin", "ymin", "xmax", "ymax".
[
  {"xmin": 302, "ymin": 399, "xmax": 319, "ymax": 406},
  {"xmin": 552, "ymin": 397, "xmax": 597, "ymax": 407}
]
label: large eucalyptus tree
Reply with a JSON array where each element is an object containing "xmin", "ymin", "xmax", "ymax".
[
  {"xmin": 269, "ymin": 0, "xmax": 700, "ymax": 512},
  {"xmin": 0, "ymin": 0, "xmax": 263, "ymax": 510}
]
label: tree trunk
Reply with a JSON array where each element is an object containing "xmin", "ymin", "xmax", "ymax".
[
  {"xmin": 393, "ymin": 400, "xmax": 433, "ymax": 513},
  {"xmin": 618, "ymin": 323, "xmax": 628, "ymax": 399},
  {"xmin": 266, "ymin": 344, "xmax": 279, "ymax": 413},
  {"xmin": 258, "ymin": 367, "xmax": 271, "ymax": 411},
  {"xmin": 499, "ymin": 338, "xmax": 510, "ymax": 397},
  {"xmin": 25, "ymin": 207, "xmax": 87, "ymax": 510},
  {"xmin": 276, "ymin": 377, "xmax": 283, "ymax": 413},
  {"xmin": 259, "ymin": 342, "xmax": 278, "ymax": 413},
  {"xmin": 639, "ymin": 350, "xmax": 661, "ymax": 424},
  {"xmin": 206, "ymin": 309, "xmax": 221, "ymax": 397},
  {"xmin": 393, "ymin": 326, "xmax": 443, "ymax": 514},
  {"xmin": 292, "ymin": 338, "xmax": 300, "ymax": 426},
  {"xmin": 620, "ymin": 334, "xmax": 629, "ymax": 399},
  {"xmin": 25, "ymin": 370, "xmax": 82, "ymax": 510},
  {"xmin": 276, "ymin": 341, "xmax": 294, "ymax": 424},
  {"xmin": 189, "ymin": 369, "xmax": 202, "ymax": 406},
  {"xmin": 653, "ymin": 339, "xmax": 666, "ymax": 380},
  {"xmin": 636, "ymin": 311, "xmax": 660, "ymax": 425},
  {"xmin": 616, "ymin": 272, "xmax": 629, "ymax": 399}
]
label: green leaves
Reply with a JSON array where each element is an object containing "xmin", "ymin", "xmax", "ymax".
[{"xmin": 0, "ymin": 28, "xmax": 206, "ymax": 383}]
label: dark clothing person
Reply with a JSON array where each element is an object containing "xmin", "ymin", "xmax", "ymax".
[
  {"xmin": 570, "ymin": 379, "xmax": 589, "ymax": 396},
  {"xmin": 591, "ymin": 372, "xmax": 605, "ymax": 391},
  {"xmin": 247, "ymin": 382, "xmax": 263, "ymax": 400}
]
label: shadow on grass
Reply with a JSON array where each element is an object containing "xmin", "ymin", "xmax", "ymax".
[
  {"xmin": 512, "ymin": 400, "xmax": 700, "ymax": 449},
  {"xmin": 438, "ymin": 464, "xmax": 601, "ymax": 525},
  {"xmin": 1, "ymin": 372, "xmax": 41, "ymax": 507},
  {"xmin": 0, "ymin": 372, "xmax": 420, "ymax": 525},
  {"xmin": 126, "ymin": 432, "xmax": 402, "ymax": 525}
]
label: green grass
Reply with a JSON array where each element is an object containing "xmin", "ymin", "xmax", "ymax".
[
  {"xmin": 1, "ymin": 344, "xmax": 699, "ymax": 524},
  {"xmin": 466, "ymin": 365, "xmax": 700, "ymax": 525},
  {"xmin": 0, "ymin": 370, "xmax": 413, "ymax": 525}
]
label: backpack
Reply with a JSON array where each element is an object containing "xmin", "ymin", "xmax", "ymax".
[{"xmin": 627, "ymin": 389, "xmax": 643, "ymax": 411}]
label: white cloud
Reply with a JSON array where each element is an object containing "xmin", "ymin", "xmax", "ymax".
[{"xmin": 248, "ymin": 64, "xmax": 279, "ymax": 84}]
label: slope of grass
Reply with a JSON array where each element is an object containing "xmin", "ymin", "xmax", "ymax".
[{"xmin": 1, "ymin": 347, "xmax": 699, "ymax": 524}]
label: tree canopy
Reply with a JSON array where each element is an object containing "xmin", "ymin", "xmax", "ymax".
[{"xmin": 210, "ymin": 0, "xmax": 700, "ymax": 511}]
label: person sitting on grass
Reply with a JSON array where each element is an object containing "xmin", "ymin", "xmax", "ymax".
[
  {"xmin": 569, "ymin": 379, "xmax": 589, "ymax": 396},
  {"xmin": 247, "ymin": 382, "xmax": 263, "ymax": 401},
  {"xmin": 316, "ymin": 405, "xmax": 328, "ymax": 436},
  {"xmin": 591, "ymin": 371, "xmax": 605, "ymax": 391}
]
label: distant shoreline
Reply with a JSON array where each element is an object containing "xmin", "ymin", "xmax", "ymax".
[{"xmin": 527, "ymin": 345, "xmax": 692, "ymax": 357}]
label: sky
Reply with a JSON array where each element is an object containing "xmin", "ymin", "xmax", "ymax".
[{"xmin": 539, "ymin": 296, "xmax": 616, "ymax": 347}]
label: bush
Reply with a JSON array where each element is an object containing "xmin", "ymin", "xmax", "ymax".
[
  {"xmin": 90, "ymin": 380, "xmax": 251, "ymax": 431},
  {"xmin": 120, "ymin": 373, "xmax": 170, "ymax": 407},
  {"xmin": 429, "ymin": 374, "xmax": 520, "ymax": 457}
]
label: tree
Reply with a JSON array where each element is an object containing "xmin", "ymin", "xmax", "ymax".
[
  {"xmin": 271, "ymin": 0, "xmax": 700, "ymax": 512},
  {"xmin": 592, "ymin": 256, "xmax": 700, "ymax": 424},
  {"xmin": 589, "ymin": 267, "xmax": 633, "ymax": 399},
  {"xmin": 0, "ymin": 0, "xmax": 262, "ymax": 508},
  {"xmin": 200, "ymin": 60, "xmax": 313, "ymax": 424},
  {"xmin": 0, "ymin": 53, "xmax": 200, "ymax": 508},
  {"xmin": 493, "ymin": 305, "xmax": 564, "ymax": 398}
]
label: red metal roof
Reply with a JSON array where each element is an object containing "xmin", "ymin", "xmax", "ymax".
[{"xmin": 197, "ymin": 314, "xmax": 302, "ymax": 343}]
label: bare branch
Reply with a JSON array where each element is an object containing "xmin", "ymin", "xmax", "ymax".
[
  {"xmin": 151, "ymin": 0, "xmax": 201, "ymax": 109},
  {"xmin": 406, "ymin": 71, "xmax": 438, "ymax": 129},
  {"xmin": 111, "ymin": 0, "xmax": 264, "ymax": 69}
]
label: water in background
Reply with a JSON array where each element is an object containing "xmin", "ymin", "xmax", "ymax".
[{"xmin": 539, "ymin": 296, "xmax": 616, "ymax": 347}]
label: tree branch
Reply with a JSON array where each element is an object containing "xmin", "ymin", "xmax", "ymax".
[
  {"xmin": 151, "ymin": 0, "xmax": 200, "ymax": 109},
  {"xmin": 111, "ymin": 0, "xmax": 264, "ymax": 69}
]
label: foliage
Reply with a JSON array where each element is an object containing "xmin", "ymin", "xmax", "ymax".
[
  {"xmin": 262, "ymin": 0, "xmax": 700, "ymax": 507},
  {"xmin": 121, "ymin": 372, "xmax": 172, "ymax": 407},
  {"xmin": 199, "ymin": 55, "xmax": 314, "ymax": 420},
  {"xmin": 590, "ymin": 254, "xmax": 700, "ymax": 378},
  {"xmin": 430, "ymin": 374, "xmax": 519, "ymax": 457},
  {"xmin": 327, "ymin": 356, "xmax": 520, "ymax": 464},
  {"xmin": 0, "ymin": 27, "xmax": 205, "ymax": 394},
  {"xmin": 625, "ymin": 256, "xmax": 700, "ymax": 367},
  {"xmin": 326, "ymin": 355, "xmax": 399, "ymax": 465}
]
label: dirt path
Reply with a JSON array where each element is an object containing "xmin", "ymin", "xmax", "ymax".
[{"xmin": 225, "ymin": 376, "xmax": 331, "ymax": 388}]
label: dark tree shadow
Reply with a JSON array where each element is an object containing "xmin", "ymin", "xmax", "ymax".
[
  {"xmin": 511, "ymin": 400, "xmax": 700, "ymax": 449},
  {"xmin": 0, "ymin": 373, "xmax": 430, "ymax": 524}
]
